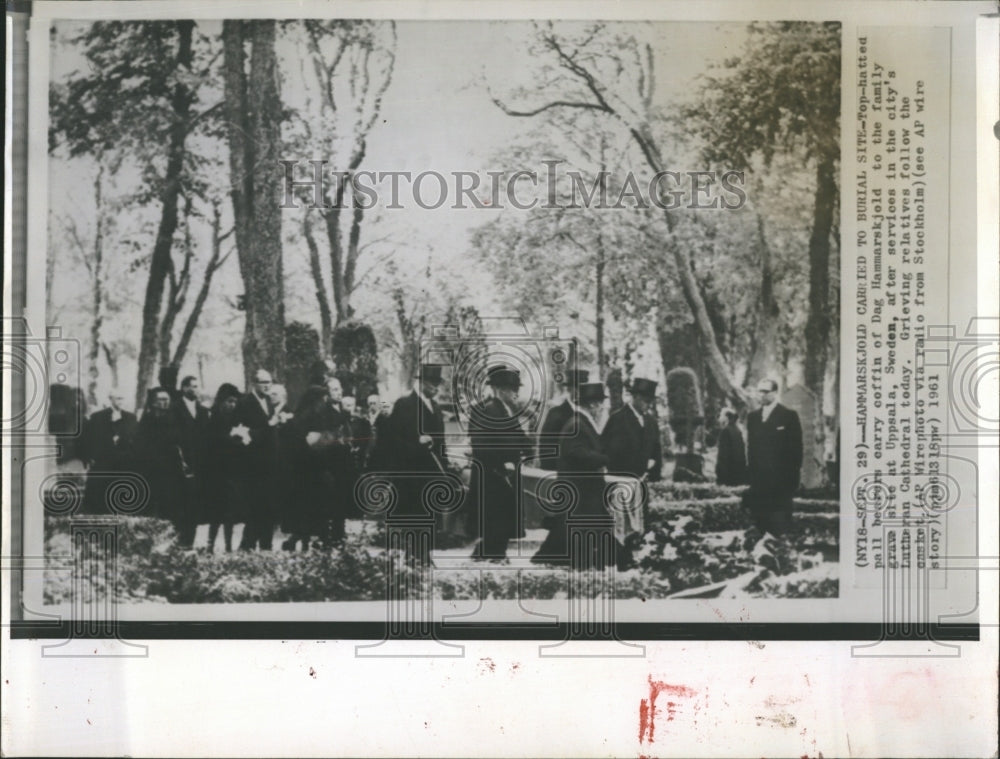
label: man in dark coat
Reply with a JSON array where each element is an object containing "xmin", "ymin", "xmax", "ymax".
[
  {"xmin": 172, "ymin": 376, "xmax": 210, "ymax": 548},
  {"xmin": 535, "ymin": 369, "xmax": 589, "ymax": 470},
  {"xmin": 386, "ymin": 364, "xmax": 448, "ymax": 513},
  {"xmin": 80, "ymin": 390, "xmax": 138, "ymax": 515},
  {"xmin": 363, "ymin": 393, "xmax": 391, "ymax": 472},
  {"xmin": 135, "ymin": 387, "xmax": 185, "ymax": 522},
  {"xmin": 600, "ymin": 377, "xmax": 662, "ymax": 481},
  {"xmin": 468, "ymin": 366, "xmax": 535, "ymax": 560},
  {"xmin": 715, "ymin": 408, "xmax": 748, "ymax": 486},
  {"xmin": 533, "ymin": 382, "xmax": 612, "ymax": 568},
  {"xmin": 743, "ymin": 379, "xmax": 803, "ymax": 536},
  {"xmin": 234, "ymin": 369, "xmax": 276, "ymax": 550},
  {"xmin": 600, "ymin": 377, "xmax": 662, "ymax": 567}
]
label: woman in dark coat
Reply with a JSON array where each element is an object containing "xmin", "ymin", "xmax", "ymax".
[
  {"xmin": 715, "ymin": 409, "xmax": 748, "ymax": 486},
  {"xmin": 281, "ymin": 386, "xmax": 337, "ymax": 550},
  {"xmin": 203, "ymin": 383, "xmax": 243, "ymax": 552}
]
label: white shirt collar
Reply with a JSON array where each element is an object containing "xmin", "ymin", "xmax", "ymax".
[
  {"xmin": 415, "ymin": 388, "xmax": 435, "ymax": 413},
  {"xmin": 183, "ymin": 396, "xmax": 197, "ymax": 414},
  {"xmin": 628, "ymin": 403, "xmax": 645, "ymax": 427},
  {"xmin": 579, "ymin": 408, "xmax": 603, "ymax": 434},
  {"xmin": 110, "ymin": 408, "xmax": 122, "ymax": 422},
  {"xmin": 761, "ymin": 400, "xmax": 778, "ymax": 421},
  {"xmin": 550, "ymin": 393, "xmax": 576, "ymax": 411}
]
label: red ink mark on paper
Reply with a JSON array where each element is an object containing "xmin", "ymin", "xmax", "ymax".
[
  {"xmin": 479, "ymin": 657, "xmax": 496, "ymax": 673},
  {"xmin": 510, "ymin": 662, "xmax": 521, "ymax": 673},
  {"xmin": 308, "ymin": 667, "xmax": 316, "ymax": 679},
  {"xmin": 638, "ymin": 676, "xmax": 697, "ymax": 743}
]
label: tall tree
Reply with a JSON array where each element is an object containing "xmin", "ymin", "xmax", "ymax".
[
  {"xmin": 289, "ymin": 20, "xmax": 396, "ymax": 350},
  {"xmin": 223, "ymin": 20, "xmax": 287, "ymax": 385},
  {"xmin": 492, "ymin": 23, "xmax": 749, "ymax": 407},
  {"xmin": 684, "ymin": 21, "xmax": 840, "ymax": 404},
  {"xmin": 49, "ymin": 20, "xmax": 220, "ymax": 410}
]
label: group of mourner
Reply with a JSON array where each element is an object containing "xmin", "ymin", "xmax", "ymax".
[{"xmin": 76, "ymin": 360, "xmax": 802, "ymax": 570}]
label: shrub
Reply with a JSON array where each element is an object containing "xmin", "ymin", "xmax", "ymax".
[
  {"xmin": 331, "ymin": 321, "xmax": 379, "ymax": 400},
  {"xmin": 665, "ymin": 367, "xmax": 703, "ymax": 451},
  {"xmin": 285, "ymin": 321, "xmax": 323, "ymax": 407}
]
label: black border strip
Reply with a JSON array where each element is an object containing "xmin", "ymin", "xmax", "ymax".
[{"xmin": 8, "ymin": 621, "xmax": 980, "ymax": 641}]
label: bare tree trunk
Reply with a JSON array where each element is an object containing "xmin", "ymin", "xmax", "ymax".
[
  {"xmin": 343, "ymin": 202, "xmax": 364, "ymax": 319},
  {"xmin": 393, "ymin": 288, "xmax": 418, "ymax": 388},
  {"xmin": 248, "ymin": 20, "xmax": 286, "ymax": 380},
  {"xmin": 595, "ymin": 231, "xmax": 605, "ymax": 379},
  {"xmin": 802, "ymin": 156, "xmax": 837, "ymax": 487},
  {"xmin": 224, "ymin": 20, "xmax": 286, "ymax": 386},
  {"xmin": 327, "ymin": 140, "xmax": 367, "ymax": 325},
  {"xmin": 86, "ymin": 167, "xmax": 105, "ymax": 408},
  {"xmin": 101, "ymin": 343, "xmax": 119, "ymax": 391},
  {"xmin": 135, "ymin": 20, "xmax": 194, "ymax": 410},
  {"xmin": 747, "ymin": 212, "xmax": 782, "ymax": 384},
  {"xmin": 303, "ymin": 212, "xmax": 334, "ymax": 353},
  {"xmin": 171, "ymin": 203, "xmax": 232, "ymax": 368},
  {"xmin": 804, "ymin": 157, "xmax": 835, "ymax": 396},
  {"xmin": 630, "ymin": 125, "xmax": 749, "ymax": 409},
  {"xmin": 158, "ymin": 196, "xmax": 193, "ymax": 370},
  {"xmin": 324, "ymin": 197, "xmax": 348, "ymax": 325}
]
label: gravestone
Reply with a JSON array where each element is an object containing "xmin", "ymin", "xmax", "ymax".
[{"xmin": 782, "ymin": 384, "xmax": 823, "ymax": 489}]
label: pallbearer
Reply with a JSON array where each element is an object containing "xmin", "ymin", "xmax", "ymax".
[
  {"xmin": 385, "ymin": 363, "xmax": 448, "ymax": 563},
  {"xmin": 533, "ymin": 381, "xmax": 611, "ymax": 567},
  {"xmin": 600, "ymin": 377, "xmax": 662, "ymax": 567},
  {"xmin": 536, "ymin": 368, "xmax": 589, "ymax": 470},
  {"xmin": 468, "ymin": 365, "xmax": 534, "ymax": 560},
  {"xmin": 600, "ymin": 377, "xmax": 662, "ymax": 483}
]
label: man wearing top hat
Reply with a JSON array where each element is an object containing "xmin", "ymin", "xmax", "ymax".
[
  {"xmin": 600, "ymin": 377, "xmax": 663, "ymax": 482},
  {"xmin": 536, "ymin": 368, "xmax": 589, "ymax": 470},
  {"xmin": 385, "ymin": 363, "xmax": 449, "ymax": 519},
  {"xmin": 533, "ymin": 381, "xmax": 612, "ymax": 567},
  {"xmin": 468, "ymin": 365, "xmax": 535, "ymax": 560},
  {"xmin": 600, "ymin": 377, "xmax": 663, "ymax": 568}
]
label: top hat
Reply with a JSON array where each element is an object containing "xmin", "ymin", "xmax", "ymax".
[
  {"xmin": 486, "ymin": 364, "xmax": 521, "ymax": 389},
  {"xmin": 559, "ymin": 368, "xmax": 590, "ymax": 387},
  {"xmin": 420, "ymin": 363, "xmax": 446, "ymax": 385},
  {"xmin": 578, "ymin": 382, "xmax": 607, "ymax": 405},
  {"xmin": 628, "ymin": 377, "xmax": 658, "ymax": 399}
]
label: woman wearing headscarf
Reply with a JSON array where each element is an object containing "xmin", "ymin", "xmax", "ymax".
[{"xmin": 203, "ymin": 383, "xmax": 244, "ymax": 552}]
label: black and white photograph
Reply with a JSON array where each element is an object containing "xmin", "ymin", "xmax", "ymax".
[
  {"xmin": 4, "ymin": 1, "xmax": 997, "ymax": 757},
  {"xmin": 37, "ymin": 17, "xmax": 843, "ymax": 611}
]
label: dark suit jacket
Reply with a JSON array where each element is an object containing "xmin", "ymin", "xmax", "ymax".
[
  {"xmin": 367, "ymin": 413, "xmax": 392, "ymax": 471},
  {"xmin": 468, "ymin": 396, "xmax": 534, "ymax": 548},
  {"xmin": 716, "ymin": 423, "xmax": 748, "ymax": 486},
  {"xmin": 746, "ymin": 403, "xmax": 803, "ymax": 495},
  {"xmin": 82, "ymin": 408, "xmax": 138, "ymax": 469},
  {"xmin": 536, "ymin": 398, "xmax": 574, "ymax": 469},
  {"xmin": 469, "ymin": 397, "xmax": 533, "ymax": 474},
  {"xmin": 601, "ymin": 404, "xmax": 662, "ymax": 480},
  {"xmin": 386, "ymin": 391, "xmax": 447, "ymax": 517},
  {"xmin": 234, "ymin": 392, "xmax": 275, "ymax": 470},
  {"xmin": 559, "ymin": 411, "xmax": 611, "ymax": 518},
  {"xmin": 387, "ymin": 391, "xmax": 446, "ymax": 473},
  {"xmin": 172, "ymin": 399, "xmax": 210, "ymax": 475}
]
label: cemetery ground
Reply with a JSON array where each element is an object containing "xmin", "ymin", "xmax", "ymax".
[{"xmin": 44, "ymin": 463, "xmax": 839, "ymax": 605}]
